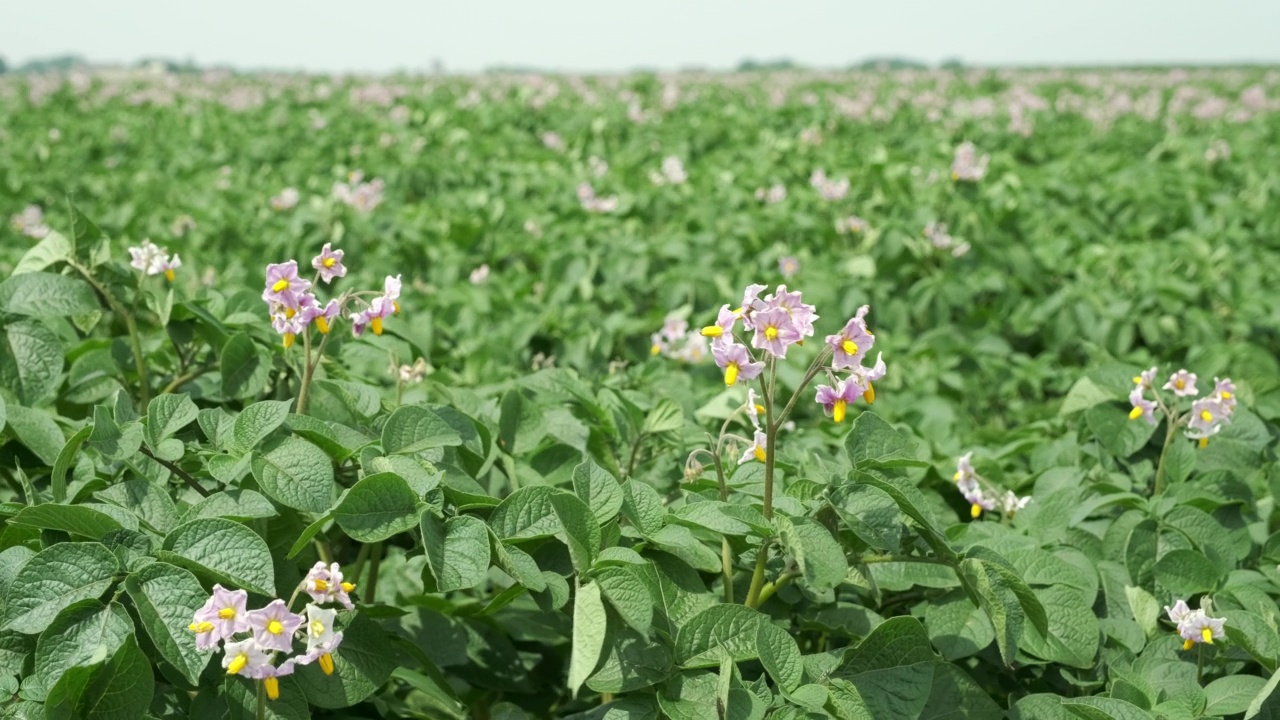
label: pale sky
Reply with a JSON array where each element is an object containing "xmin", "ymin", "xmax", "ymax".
[{"xmin": 4, "ymin": 0, "xmax": 1279, "ymax": 74}]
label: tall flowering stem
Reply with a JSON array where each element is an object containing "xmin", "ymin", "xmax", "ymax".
[{"xmin": 1128, "ymin": 367, "xmax": 1235, "ymax": 496}]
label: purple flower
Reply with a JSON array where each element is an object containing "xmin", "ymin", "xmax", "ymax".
[
  {"xmin": 263, "ymin": 260, "xmax": 312, "ymax": 308},
  {"xmin": 222, "ymin": 638, "xmax": 271, "ymax": 677},
  {"xmin": 470, "ymin": 264, "xmax": 490, "ymax": 284},
  {"xmin": 745, "ymin": 388, "xmax": 763, "ymax": 429},
  {"xmin": 953, "ymin": 452, "xmax": 975, "ymax": 484},
  {"xmin": 190, "ymin": 584, "xmax": 249, "ymax": 651},
  {"xmin": 1213, "ymin": 377, "xmax": 1236, "ymax": 410},
  {"xmin": 1000, "ymin": 491, "xmax": 1032, "ymax": 516},
  {"xmin": 270, "ymin": 187, "xmax": 300, "ymax": 211},
  {"xmin": 301, "ymin": 299, "xmax": 340, "ymax": 335},
  {"xmin": 297, "ymin": 604, "xmax": 344, "ymax": 675},
  {"xmin": 750, "ymin": 307, "xmax": 803, "ymax": 359},
  {"xmin": 764, "ymin": 286, "xmax": 818, "ymax": 339},
  {"xmin": 1128, "ymin": 388, "xmax": 1157, "ymax": 425},
  {"xmin": 1186, "ymin": 397, "xmax": 1229, "ymax": 444},
  {"xmin": 1163, "ymin": 369, "xmax": 1198, "ymax": 397},
  {"xmin": 251, "ymin": 658, "xmax": 297, "ymax": 699},
  {"xmin": 1165, "ymin": 599, "xmax": 1192, "ymax": 625},
  {"xmin": 246, "ymin": 599, "xmax": 306, "ymax": 653},
  {"xmin": 738, "ymin": 284, "xmax": 769, "ymax": 325},
  {"xmin": 814, "ymin": 379, "xmax": 863, "ymax": 423},
  {"xmin": 712, "ymin": 342, "xmax": 764, "ymax": 387},
  {"xmin": 778, "ymin": 256, "xmax": 799, "ymax": 279},
  {"xmin": 827, "ymin": 306, "xmax": 874, "ymax": 371},
  {"xmin": 312, "ymin": 243, "xmax": 347, "ymax": 283},
  {"xmin": 1133, "ymin": 366, "xmax": 1158, "ymax": 389},
  {"xmin": 738, "ymin": 430, "xmax": 768, "ymax": 465},
  {"xmin": 699, "ymin": 304, "xmax": 738, "ymax": 343},
  {"xmin": 951, "ymin": 141, "xmax": 990, "ymax": 182},
  {"xmin": 1178, "ymin": 610, "xmax": 1226, "ymax": 647},
  {"xmin": 301, "ymin": 561, "xmax": 355, "ymax": 609}
]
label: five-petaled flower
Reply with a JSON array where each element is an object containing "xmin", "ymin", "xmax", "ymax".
[
  {"xmin": 312, "ymin": 243, "xmax": 347, "ymax": 283},
  {"xmin": 712, "ymin": 342, "xmax": 765, "ymax": 388},
  {"xmin": 738, "ymin": 430, "xmax": 768, "ymax": 465},
  {"xmin": 814, "ymin": 379, "xmax": 864, "ymax": 423},
  {"xmin": 246, "ymin": 599, "xmax": 306, "ymax": 652},
  {"xmin": 1164, "ymin": 369, "xmax": 1198, "ymax": 397},
  {"xmin": 827, "ymin": 306, "xmax": 874, "ymax": 371}
]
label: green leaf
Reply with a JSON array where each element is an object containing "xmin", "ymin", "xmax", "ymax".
[
  {"xmin": 94, "ymin": 478, "xmax": 180, "ymax": 534},
  {"xmin": 381, "ymin": 404, "xmax": 463, "ymax": 454},
  {"xmin": 573, "ymin": 458, "xmax": 624, "ymax": 525},
  {"xmin": 50, "ymin": 425, "xmax": 91, "ymax": 503},
  {"xmin": 835, "ymin": 617, "xmax": 937, "ymax": 677},
  {"xmin": 1019, "ymin": 585, "xmax": 1100, "ymax": 669},
  {"xmin": 0, "ymin": 542, "xmax": 120, "ymax": 633},
  {"xmin": 35, "ymin": 600, "xmax": 134, "ymax": 692},
  {"xmin": 490, "ymin": 485, "xmax": 562, "ymax": 540},
  {"xmin": 958, "ymin": 558, "xmax": 1024, "ymax": 667},
  {"xmin": 224, "ymin": 675, "xmax": 310, "ymax": 720},
  {"xmin": 0, "ymin": 320, "xmax": 65, "ymax": 406},
  {"xmin": 830, "ymin": 482, "xmax": 903, "ymax": 552},
  {"xmin": 1060, "ymin": 376, "xmax": 1117, "ymax": 416},
  {"xmin": 1246, "ymin": 666, "xmax": 1280, "ymax": 719},
  {"xmin": 552, "ymin": 490, "xmax": 602, "ymax": 573},
  {"xmin": 44, "ymin": 634, "xmax": 153, "ymax": 720},
  {"xmin": 123, "ymin": 561, "xmax": 210, "ymax": 686},
  {"xmin": 844, "ymin": 411, "xmax": 924, "ymax": 468},
  {"xmin": 1061, "ymin": 697, "xmax": 1156, "ymax": 720},
  {"xmin": 569, "ymin": 581, "xmax": 609, "ymax": 697},
  {"xmin": 1125, "ymin": 585, "xmax": 1161, "ymax": 639},
  {"xmin": 422, "ymin": 512, "xmax": 491, "ymax": 592},
  {"xmin": 851, "ymin": 472, "xmax": 955, "ymax": 561},
  {"xmin": 1153, "ymin": 548, "xmax": 1222, "ymax": 597},
  {"xmin": 332, "ymin": 472, "xmax": 422, "ymax": 542},
  {"xmin": 1086, "ymin": 403, "xmax": 1157, "ymax": 458},
  {"xmin": 251, "ymin": 436, "xmax": 335, "ymax": 513},
  {"xmin": 231, "ymin": 399, "xmax": 291, "ymax": 453},
  {"xmin": 1204, "ymin": 675, "xmax": 1268, "ymax": 716},
  {"xmin": 756, "ymin": 620, "xmax": 803, "ymax": 692},
  {"xmin": 646, "ymin": 525, "xmax": 721, "ymax": 574},
  {"xmin": 488, "ymin": 531, "xmax": 546, "ymax": 591},
  {"xmin": 220, "ymin": 333, "xmax": 272, "ymax": 399},
  {"xmin": 87, "ymin": 404, "xmax": 143, "ymax": 460},
  {"xmin": 0, "ymin": 272, "xmax": 99, "ymax": 316},
  {"xmin": 642, "ymin": 398, "xmax": 684, "ymax": 434},
  {"xmin": 1162, "ymin": 437, "xmax": 1197, "ymax": 486},
  {"xmin": 777, "ymin": 515, "xmax": 848, "ymax": 592},
  {"xmin": 6, "ymin": 503, "xmax": 123, "ymax": 539},
  {"xmin": 675, "ymin": 604, "xmax": 765, "ymax": 668},
  {"xmin": 181, "ymin": 489, "xmax": 279, "ymax": 523},
  {"xmin": 294, "ymin": 613, "xmax": 397, "ymax": 708},
  {"xmin": 595, "ymin": 566, "xmax": 653, "ymax": 635},
  {"xmin": 160, "ymin": 518, "xmax": 275, "ymax": 596},
  {"xmin": 11, "ymin": 230, "xmax": 73, "ymax": 275},
  {"xmin": 145, "ymin": 392, "xmax": 199, "ymax": 448},
  {"xmin": 1226, "ymin": 610, "xmax": 1280, "ymax": 674},
  {"xmin": 586, "ymin": 625, "xmax": 672, "ymax": 694},
  {"xmin": 923, "ymin": 590, "xmax": 995, "ymax": 661},
  {"xmin": 622, "ymin": 480, "xmax": 666, "ymax": 537}
]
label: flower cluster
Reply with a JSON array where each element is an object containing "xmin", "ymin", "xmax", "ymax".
[
  {"xmin": 809, "ymin": 169, "xmax": 850, "ymax": 201},
  {"xmin": 951, "ymin": 452, "xmax": 1032, "ymax": 519},
  {"xmin": 754, "ymin": 183, "xmax": 786, "ymax": 205},
  {"xmin": 270, "ymin": 187, "xmax": 300, "ymax": 211},
  {"xmin": 11, "ymin": 205, "xmax": 50, "ymax": 239},
  {"xmin": 951, "ymin": 141, "xmax": 990, "ymax": 182},
  {"xmin": 836, "ymin": 215, "xmax": 869, "ymax": 234},
  {"xmin": 577, "ymin": 183, "xmax": 618, "ymax": 213},
  {"xmin": 1165, "ymin": 599, "xmax": 1226, "ymax": 650},
  {"xmin": 650, "ymin": 315, "xmax": 709, "ymax": 364},
  {"xmin": 924, "ymin": 221, "xmax": 970, "ymax": 257},
  {"xmin": 649, "ymin": 156, "xmax": 688, "ymax": 186},
  {"xmin": 128, "ymin": 239, "xmax": 182, "ymax": 281},
  {"xmin": 701, "ymin": 284, "xmax": 818, "ymax": 386},
  {"xmin": 332, "ymin": 171, "xmax": 385, "ymax": 212},
  {"xmin": 393, "ymin": 357, "xmax": 431, "ymax": 384},
  {"xmin": 1129, "ymin": 367, "xmax": 1236, "ymax": 447},
  {"xmin": 189, "ymin": 562, "xmax": 354, "ymax": 701},
  {"xmin": 261, "ymin": 244, "xmax": 402, "ymax": 346},
  {"xmin": 814, "ymin": 305, "xmax": 886, "ymax": 423}
]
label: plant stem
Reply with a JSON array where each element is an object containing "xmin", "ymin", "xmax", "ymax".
[
  {"xmin": 1197, "ymin": 642, "xmax": 1204, "ymax": 683},
  {"xmin": 625, "ymin": 432, "xmax": 648, "ymax": 480},
  {"xmin": 858, "ymin": 553, "xmax": 951, "ymax": 566},
  {"xmin": 709, "ymin": 447, "xmax": 735, "ymax": 603},
  {"xmin": 296, "ymin": 328, "xmax": 315, "ymax": 415},
  {"xmin": 159, "ymin": 365, "xmax": 214, "ymax": 396},
  {"xmin": 752, "ymin": 570, "xmax": 797, "ymax": 607},
  {"xmin": 255, "ymin": 678, "xmax": 266, "ymax": 720},
  {"xmin": 1152, "ymin": 414, "xmax": 1179, "ymax": 496},
  {"xmin": 744, "ymin": 549, "xmax": 768, "ymax": 607},
  {"xmin": 366, "ymin": 541, "xmax": 384, "ymax": 604},
  {"xmin": 69, "ymin": 258, "xmax": 150, "ymax": 409},
  {"xmin": 139, "ymin": 446, "xmax": 210, "ymax": 497}
]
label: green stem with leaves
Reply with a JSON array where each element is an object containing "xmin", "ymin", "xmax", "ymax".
[
  {"xmin": 1153, "ymin": 410, "xmax": 1183, "ymax": 496},
  {"xmin": 68, "ymin": 258, "xmax": 150, "ymax": 409}
]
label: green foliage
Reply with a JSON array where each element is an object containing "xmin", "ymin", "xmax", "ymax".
[{"xmin": 1, "ymin": 66, "xmax": 1279, "ymax": 719}]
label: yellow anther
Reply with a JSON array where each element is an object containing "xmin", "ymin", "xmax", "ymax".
[
  {"xmin": 283, "ymin": 333, "xmax": 295, "ymax": 349},
  {"xmin": 753, "ymin": 446, "xmax": 767, "ymax": 463},
  {"xmin": 267, "ymin": 620, "xmax": 284, "ymax": 635},
  {"xmin": 371, "ymin": 317, "xmax": 384, "ymax": 336},
  {"xmin": 188, "ymin": 622, "xmax": 198, "ymax": 632},
  {"xmin": 970, "ymin": 503, "xmax": 982, "ymax": 519},
  {"xmin": 1199, "ymin": 437, "xmax": 1209, "ymax": 449},
  {"xmin": 753, "ymin": 404, "xmax": 765, "ymax": 416},
  {"xmin": 341, "ymin": 582, "xmax": 356, "ymax": 592},
  {"xmin": 164, "ymin": 269, "xmax": 175, "ymax": 282},
  {"xmin": 1200, "ymin": 410, "xmax": 1213, "ymax": 422},
  {"xmin": 863, "ymin": 384, "xmax": 875, "ymax": 404},
  {"xmin": 264, "ymin": 676, "xmax": 280, "ymax": 700},
  {"xmin": 285, "ymin": 306, "xmax": 296, "ymax": 319},
  {"xmin": 1201, "ymin": 628, "xmax": 1213, "ymax": 644},
  {"xmin": 316, "ymin": 316, "xmax": 330, "ymax": 334},
  {"xmin": 323, "ymin": 257, "xmax": 336, "ymax": 268},
  {"xmin": 841, "ymin": 339, "xmax": 858, "ymax": 356},
  {"xmin": 1128, "ymin": 406, "xmax": 1144, "ymax": 420},
  {"xmin": 227, "ymin": 654, "xmax": 248, "ymax": 675},
  {"xmin": 1183, "ymin": 638, "xmax": 1195, "ymax": 651},
  {"xmin": 310, "ymin": 620, "xmax": 326, "ymax": 637},
  {"xmin": 1132, "ymin": 376, "xmax": 1142, "ymax": 384},
  {"xmin": 953, "ymin": 471, "xmax": 962, "ymax": 482},
  {"xmin": 319, "ymin": 653, "xmax": 335, "ymax": 675},
  {"xmin": 195, "ymin": 621, "xmax": 214, "ymax": 633},
  {"xmin": 833, "ymin": 399, "xmax": 847, "ymax": 424},
  {"xmin": 764, "ymin": 326, "xmax": 778, "ymax": 341},
  {"xmin": 1222, "ymin": 391, "xmax": 1232, "ymax": 399},
  {"xmin": 271, "ymin": 279, "xmax": 290, "ymax": 293},
  {"xmin": 1175, "ymin": 379, "xmax": 1185, "ymax": 390},
  {"xmin": 312, "ymin": 579, "xmax": 329, "ymax": 592},
  {"xmin": 724, "ymin": 363, "xmax": 739, "ymax": 387},
  {"xmin": 218, "ymin": 608, "xmax": 237, "ymax": 620},
  {"xmin": 650, "ymin": 343, "xmax": 661, "ymax": 355},
  {"xmin": 700, "ymin": 326, "xmax": 723, "ymax": 338},
  {"xmin": 731, "ymin": 307, "xmax": 744, "ymax": 316},
  {"xmin": 393, "ymin": 301, "xmax": 401, "ymax": 315}
]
